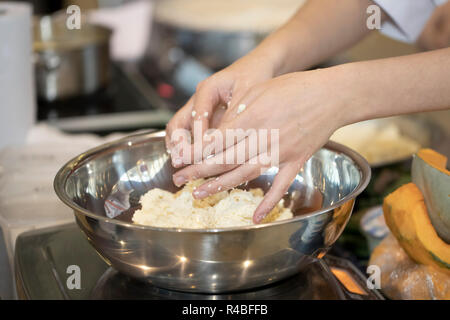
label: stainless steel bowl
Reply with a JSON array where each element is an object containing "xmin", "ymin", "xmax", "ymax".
[{"xmin": 54, "ymin": 131, "xmax": 370, "ymax": 293}]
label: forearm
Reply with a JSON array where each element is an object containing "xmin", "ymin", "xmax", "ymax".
[
  {"xmin": 338, "ymin": 48, "xmax": 450, "ymax": 125},
  {"xmin": 249, "ymin": 0, "xmax": 378, "ymax": 76}
]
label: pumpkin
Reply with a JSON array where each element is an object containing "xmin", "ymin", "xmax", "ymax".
[
  {"xmin": 412, "ymin": 149, "xmax": 450, "ymax": 243},
  {"xmin": 383, "ymin": 182, "xmax": 450, "ymax": 274},
  {"xmin": 416, "ymin": 149, "xmax": 449, "ymax": 175}
]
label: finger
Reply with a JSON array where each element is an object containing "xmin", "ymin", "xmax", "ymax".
[
  {"xmin": 190, "ymin": 88, "xmax": 266, "ymax": 163},
  {"xmin": 253, "ymin": 162, "xmax": 301, "ymax": 224},
  {"xmin": 166, "ymin": 98, "xmax": 196, "ymax": 168},
  {"xmin": 172, "ymin": 161, "xmax": 238, "ymax": 187},
  {"xmin": 206, "ymin": 129, "xmax": 261, "ymax": 168},
  {"xmin": 193, "ymin": 156, "xmax": 271, "ymax": 199},
  {"xmin": 190, "ymin": 79, "xmax": 224, "ymax": 142},
  {"xmin": 189, "ymin": 119, "xmax": 248, "ymax": 165},
  {"xmin": 173, "ymin": 131, "xmax": 263, "ymax": 185},
  {"xmin": 227, "ymin": 86, "xmax": 247, "ymax": 112},
  {"xmin": 165, "ymin": 96, "xmax": 194, "ymax": 151},
  {"xmin": 210, "ymin": 105, "xmax": 227, "ymax": 128},
  {"xmin": 170, "ymin": 129, "xmax": 192, "ymax": 168}
]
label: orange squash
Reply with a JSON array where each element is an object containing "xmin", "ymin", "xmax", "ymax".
[
  {"xmin": 417, "ymin": 149, "xmax": 449, "ymax": 175},
  {"xmin": 383, "ymin": 182, "xmax": 450, "ymax": 275}
]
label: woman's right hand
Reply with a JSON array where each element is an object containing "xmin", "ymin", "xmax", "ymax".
[{"xmin": 165, "ymin": 53, "xmax": 277, "ymax": 167}]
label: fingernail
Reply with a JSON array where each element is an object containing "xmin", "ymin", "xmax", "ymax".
[
  {"xmin": 172, "ymin": 157, "xmax": 183, "ymax": 167},
  {"xmin": 193, "ymin": 190, "xmax": 208, "ymax": 199},
  {"xmin": 253, "ymin": 212, "xmax": 264, "ymax": 224},
  {"xmin": 173, "ymin": 175, "xmax": 186, "ymax": 187}
]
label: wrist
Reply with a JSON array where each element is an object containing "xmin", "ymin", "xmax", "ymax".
[
  {"xmin": 326, "ymin": 62, "xmax": 372, "ymax": 128},
  {"xmin": 247, "ymin": 40, "xmax": 289, "ymax": 77}
]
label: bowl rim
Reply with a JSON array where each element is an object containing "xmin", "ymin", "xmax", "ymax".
[{"xmin": 54, "ymin": 130, "xmax": 371, "ymax": 233}]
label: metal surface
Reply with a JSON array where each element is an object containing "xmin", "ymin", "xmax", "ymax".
[
  {"xmin": 54, "ymin": 131, "xmax": 371, "ymax": 293},
  {"xmin": 0, "ymin": 226, "xmax": 14, "ymax": 299},
  {"xmin": 149, "ymin": 21, "xmax": 265, "ymax": 71},
  {"xmin": 14, "ymin": 223, "xmax": 383, "ymax": 300},
  {"xmin": 34, "ymin": 15, "xmax": 111, "ymax": 101},
  {"xmin": 38, "ymin": 62, "xmax": 172, "ymax": 133},
  {"xmin": 91, "ymin": 256, "xmax": 383, "ymax": 300}
]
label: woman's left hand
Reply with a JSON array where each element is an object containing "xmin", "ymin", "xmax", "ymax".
[{"xmin": 172, "ymin": 66, "xmax": 353, "ymax": 223}]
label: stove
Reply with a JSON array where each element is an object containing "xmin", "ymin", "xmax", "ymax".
[
  {"xmin": 14, "ymin": 224, "xmax": 383, "ymax": 300},
  {"xmin": 38, "ymin": 62, "xmax": 174, "ymax": 134}
]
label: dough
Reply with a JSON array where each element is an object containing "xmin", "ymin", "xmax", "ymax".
[{"xmin": 132, "ymin": 179, "xmax": 293, "ymax": 228}]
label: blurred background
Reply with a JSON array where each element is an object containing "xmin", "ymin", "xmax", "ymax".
[
  {"xmin": 0, "ymin": 0, "xmax": 448, "ymax": 136},
  {"xmin": 3, "ymin": 0, "xmax": 449, "ymax": 136}
]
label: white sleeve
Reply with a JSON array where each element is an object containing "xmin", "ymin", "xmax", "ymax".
[{"xmin": 373, "ymin": 0, "xmax": 447, "ymax": 43}]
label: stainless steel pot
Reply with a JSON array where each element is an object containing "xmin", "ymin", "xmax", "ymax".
[
  {"xmin": 147, "ymin": 22, "xmax": 267, "ymax": 96},
  {"xmin": 149, "ymin": 0, "xmax": 304, "ymax": 71},
  {"xmin": 149, "ymin": 21, "xmax": 266, "ymax": 72},
  {"xmin": 54, "ymin": 131, "xmax": 371, "ymax": 293},
  {"xmin": 34, "ymin": 15, "xmax": 111, "ymax": 101},
  {"xmin": 148, "ymin": 0, "xmax": 276, "ymax": 75}
]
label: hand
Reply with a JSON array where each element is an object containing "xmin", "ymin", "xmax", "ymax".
[
  {"xmin": 418, "ymin": 1, "xmax": 450, "ymax": 50},
  {"xmin": 165, "ymin": 53, "xmax": 277, "ymax": 167},
  {"xmin": 172, "ymin": 67, "xmax": 351, "ymax": 223}
]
